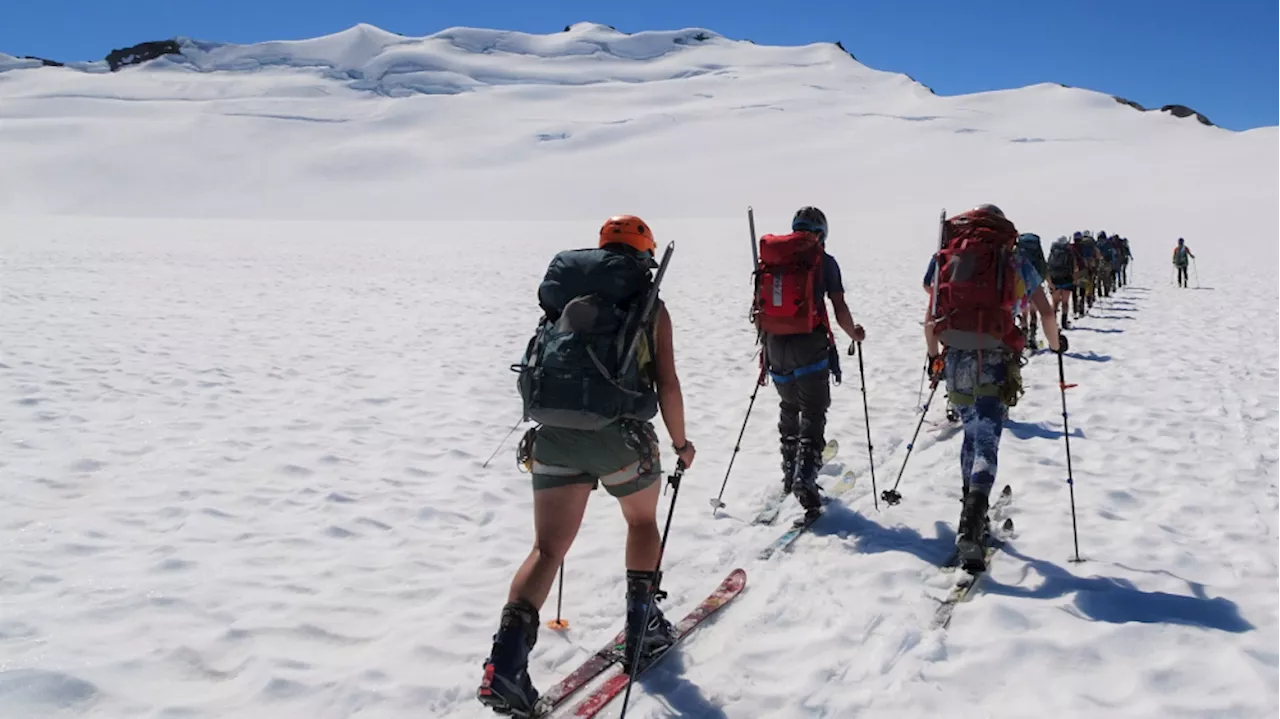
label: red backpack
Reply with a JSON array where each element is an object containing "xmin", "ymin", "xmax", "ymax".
[
  {"xmin": 753, "ymin": 231, "xmax": 828, "ymax": 336},
  {"xmin": 930, "ymin": 210, "xmax": 1024, "ymax": 353}
]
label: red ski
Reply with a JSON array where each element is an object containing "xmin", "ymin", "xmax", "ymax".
[
  {"xmin": 527, "ymin": 630, "xmax": 626, "ymax": 717},
  {"xmin": 564, "ymin": 568, "xmax": 747, "ymax": 718}
]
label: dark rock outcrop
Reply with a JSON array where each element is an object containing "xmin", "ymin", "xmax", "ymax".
[
  {"xmin": 22, "ymin": 55, "xmax": 63, "ymax": 67},
  {"xmin": 834, "ymin": 40, "xmax": 857, "ymax": 62},
  {"xmin": 105, "ymin": 40, "xmax": 181, "ymax": 71},
  {"xmin": 1160, "ymin": 104, "xmax": 1214, "ymax": 126},
  {"xmin": 1111, "ymin": 95, "xmax": 1215, "ymax": 127},
  {"xmin": 1112, "ymin": 95, "xmax": 1144, "ymax": 111}
]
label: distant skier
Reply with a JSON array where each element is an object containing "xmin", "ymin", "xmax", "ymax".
[
  {"xmin": 478, "ymin": 215, "xmax": 697, "ymax": 717},
  {"xmin": 1046, "ymin": 235, "xmax": 1077, "ymax": 329},
  {"xmin": 1015, "ymin": 233, "xmax": 1048, "ymax": 350},
  {"xmin": 754, "ymin": 206, "xmax": 865, "ymax": 520},
  {"xmin": 1118, "ymin": 237, "xmax": 1133, "ymax": 286},
  {"xmin": 1080, "ymin": 231, "xmax": 1100, "ymax": 310},
  {"xmin": 1097, "ymin": 231, "xmax": 1116, "ymax": 298},
  {"xmin": 1069, "ymin": 232, "xmax": 1089, "ymax": 319},
  {"xmin": 1172, "ymin": 238, "xmax": 1195, "ymax": 287},
  {"xmin": 923, "ymin": 204, "xmax": 1064, "ymax": 572}
]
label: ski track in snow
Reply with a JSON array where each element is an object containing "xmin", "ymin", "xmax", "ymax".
[{"xmin": 2, "ymin": 22, "xmax": 1278, "ymax": 719}]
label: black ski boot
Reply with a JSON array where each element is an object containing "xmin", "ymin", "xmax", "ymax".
[
  {"xmin": 622, "ymin": 570, "xmax": 676, "ymax": 674},
  {"xmin": 780, "ymin": 435, "xmax": 799, "ymax": 495},
  {"xmin": 792, "ymin": 439, "xmax": 824, "ymax": 520},
  {"xmin": 477, "ymin": 599, "xmax": 540, "ymax": 717},
  {"xmin": 955, "ymin": 489, "xmax": 991, "ymax": 573}
]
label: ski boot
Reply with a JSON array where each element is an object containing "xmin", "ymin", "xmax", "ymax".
[
  {"xmin": 623, "ymin": 570, "xmax": 676, "ymax": 674},
  {"xmin": 955, "ymin": 489, "xmax": 991, "ymax": 573},
  {"xmin": 477, "ymin": 599, "xmax": 540, "ymax": 717},
  {"xmin": 780, "ymin": 435, "xmax": 799, "ymax": 495},
  {"xmin": 791, "ymin": 439, "xmax": 824, "ymax": 521}
]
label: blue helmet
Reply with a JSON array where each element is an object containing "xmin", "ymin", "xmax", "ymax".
[{"xmin": 792, "ymin": 206, "xmax": 828, "ymax": 239}]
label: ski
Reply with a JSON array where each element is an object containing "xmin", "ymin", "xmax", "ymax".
[
  {"xmin": 757, "ymin": 469, "xmax": 858, "ymax": 560},
  {"xmin": 560, "ymin": 568, "xmax": 748, "ymax": 718},
  {"xmin": 750, "ymin": 440, "xmax": 838, "ymax": 526},
  {"xmin": 931, "ymin": 516, "xmax": 1014, "ymax": 630},
  {"xmin": 527, "ymin": 631, "xmax": 627, "ymax": 717},
  {"xmin": 939, "ymin": 484, "xmax": 1013, "ymax": 572}
]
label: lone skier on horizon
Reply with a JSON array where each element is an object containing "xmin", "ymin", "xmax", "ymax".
[{"xmin": 1173, "ymin": 238, "xmax": 1195, "ymax": 288}]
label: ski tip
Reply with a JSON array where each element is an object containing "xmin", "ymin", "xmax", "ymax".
[
  {"xmin": 1002, "ymin": 518, "xmax": 1014, "ymax": 531},
  {"xmin": 1000, "ymin": 485, "xmax": 1012, "ymax": 497}
]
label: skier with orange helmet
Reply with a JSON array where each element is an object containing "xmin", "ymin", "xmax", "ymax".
[{"xmin": 477, "ymin": 214, "xmax": 695, "ymax": 717}]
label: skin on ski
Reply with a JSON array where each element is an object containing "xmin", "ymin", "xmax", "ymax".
[
  {"xmin": 529, "ymin": 631, "xmax": 627, "ymax": 717},
  {"xmin": 932, "ymin": 517, "xmax": 1015, "ymax": 630},
  {"xmin": 751, "ymin": 440, "xmax": 838, "ymax": 526},
  {"xmin": 757, "ymin": 470, "xmax": 858, "ymax": 560},
  {"xmin": 940, "ymin": 485, "xmax": 1013, "ymax": 572},
  {"xmin": 561, "ymin": 568, "xmax": 748, "ymax": 719}
]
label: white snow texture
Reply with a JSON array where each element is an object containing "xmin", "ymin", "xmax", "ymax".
[{"xmin": 1, "ymin": 21, "xmax": 1277, "ymax": 719}]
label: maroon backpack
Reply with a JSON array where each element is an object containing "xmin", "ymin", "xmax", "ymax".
[{"xmin": 930, "ymin": 209, "xmax": 1024, "ymax": 353}]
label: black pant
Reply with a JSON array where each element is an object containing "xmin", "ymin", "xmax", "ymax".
[
  {"xmin": 766, "ymin": 329, "xmax": 832, "ymax": 446},
  {"xmin": 1176, "ymin": 265, "xmax": 1188, "ymax": 287}
]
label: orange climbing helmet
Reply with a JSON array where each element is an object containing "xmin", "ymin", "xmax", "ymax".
[{"xmin": 598, "ymin": 214, "xmax": 656, "ymax": 255}]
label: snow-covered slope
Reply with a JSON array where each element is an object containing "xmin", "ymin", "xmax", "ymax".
[
  {"xmin": 1, "ymin": 23, "xmax": 1271, "ymax": 233},
  {"xmin": 1, "ymin": 22, "xmax": 1276, "ymax": 719}
]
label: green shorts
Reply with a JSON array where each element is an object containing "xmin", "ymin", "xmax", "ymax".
[{"xmin": 531, "ymin": 422, "xmax": 662, "ymax": 498}]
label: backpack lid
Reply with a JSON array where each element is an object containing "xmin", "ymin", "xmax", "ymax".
[{"xmin": 538, "ymin": 246, "xmax": 652, "ymax": 319}]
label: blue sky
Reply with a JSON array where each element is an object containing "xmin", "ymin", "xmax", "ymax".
[{"xmin": 2, "ymin": 0, "xmax": 1275, "ymax": 130}]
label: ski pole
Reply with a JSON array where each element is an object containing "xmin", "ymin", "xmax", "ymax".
[
  {"xmin": 915, "ymin": 362, "xmax": 927, "ymax": 413},
  {"xmin": 855, "ymin": 342, "xmax": 879, "ymax": 511},
  {"xmin": 709, "ymin": 364, "xmax": 765, "ymax": 515},
  {"xmin": 882, "ymin": 379, "xmax": 939, "ymax": 506},
  {"xmin": 1193, "ymin": 258, "xmax": 1200, "ymax": 288},
  {"xmin": 711, "ymin": 206, "xmax": 765, "ymax": 515},
  {"xmin": 481, "ymin": 417, "xmax": 524, "ymax": 469},
  {"xmin": 618, "ymin": 462, "xmax": 686, "ymax": 719},
  {"xmin": 1057, "ymin": 350, "xmax": 1083, "ymax": 563},
  {"xmin": 546, "ymin": 563, "xmax": 569, "ymax": 630}
]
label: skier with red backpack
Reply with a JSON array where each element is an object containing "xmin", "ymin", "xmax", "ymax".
[
  {"xmin": 753, "ymin": 206, "xmax": 865, "ymax": 520},
  {"xmin": 923, "ymin": 204, "xmax": 1065, "ymax": 571}
]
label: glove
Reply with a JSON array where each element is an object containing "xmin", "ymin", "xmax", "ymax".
[
  {"xmin": 1056, "ymin": 333, "xmax": 1070, "ymax": 354},
  {"xmin": 927, "ymin": 353, "xmax": 945, "ymax": 383}
]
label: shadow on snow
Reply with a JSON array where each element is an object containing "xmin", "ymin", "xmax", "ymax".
[
  {"xmin": 637, "ymin": 647, "xmax": 729, "ymax": 719},
  {"xmin": 809, "ymin": 501, "xmax": 958, "ymax": 567},
  {"xmin": 1004, "ymin": 418, "xmax": 1084, "ymax": 441},
  {"xmin": 801, "ymin": 505, "xmax": 1253, "ymax": 634},
  {"xmin": 1063, "ymin": 350, "xmax": 1112, "ymax": 362},
  {"xmin": 1067, "ymin": 327, "xmax": 1124, "ymax": 334},
  {"xmin": 982, "ymin": 545, "xmax": 1254, "ymax": 633}
]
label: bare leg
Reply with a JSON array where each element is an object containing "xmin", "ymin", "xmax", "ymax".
[
  {"xmin": 616, "ymin": 479, "xmax": 663, "ymax": 572},
  {"xmin": 507, "ymin": 482, "xmax": 593, "ymax": 609}
]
